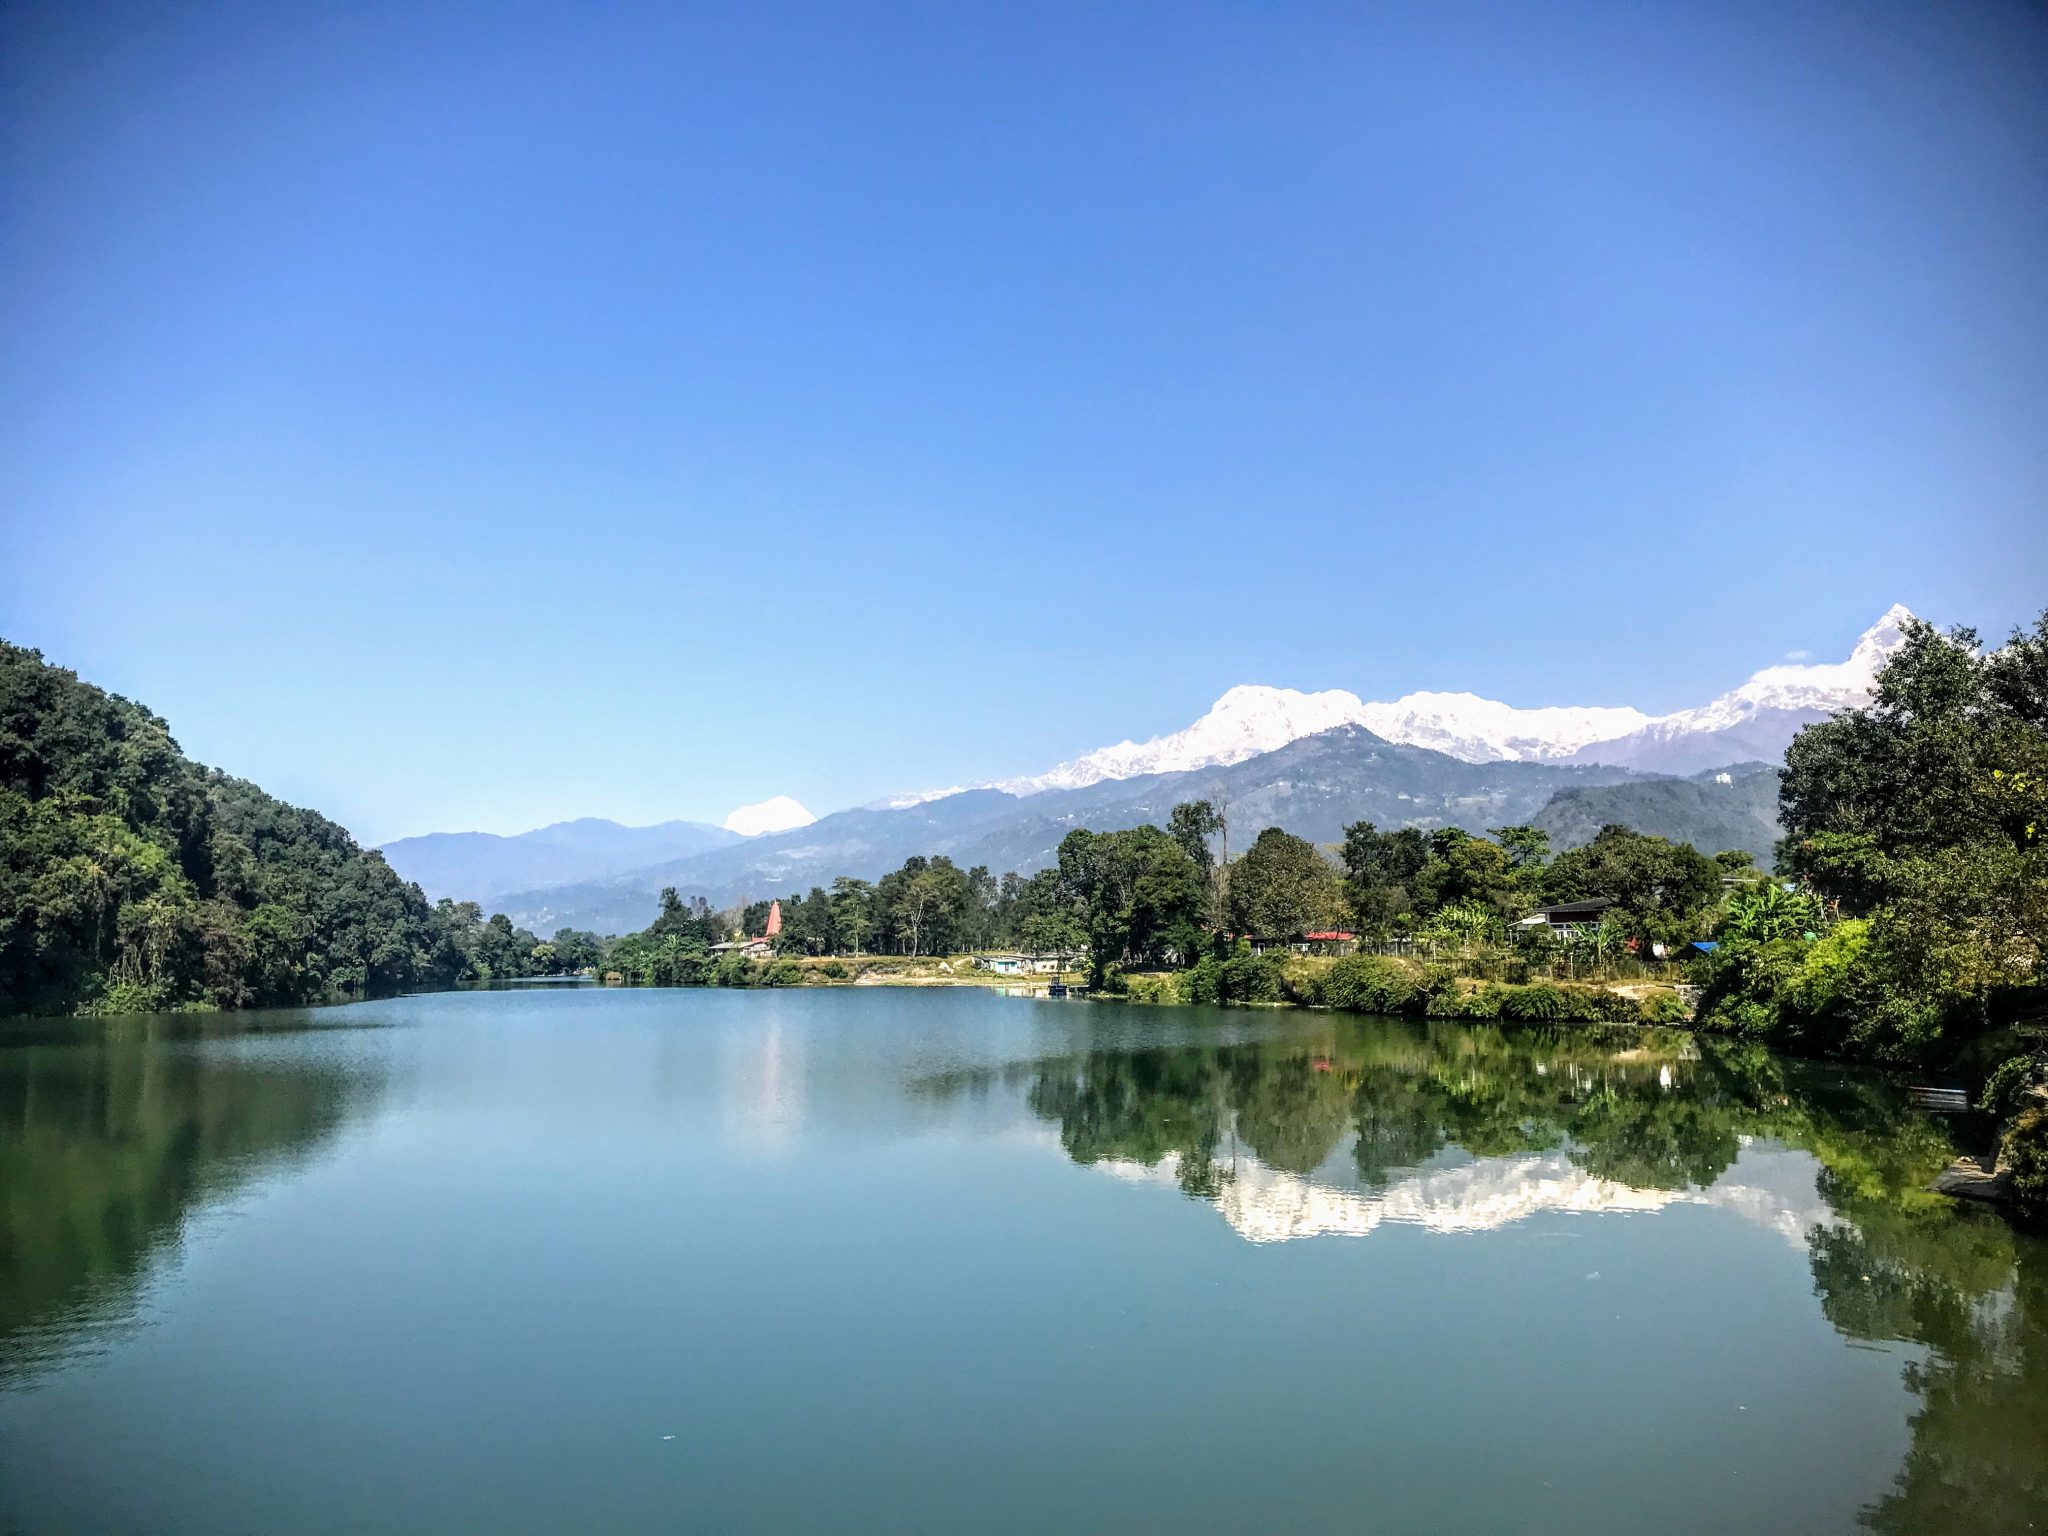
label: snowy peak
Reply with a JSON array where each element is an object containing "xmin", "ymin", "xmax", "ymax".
[
  {"xmin": 992, "ymin": 607, "xmax": 1915, "ymax": 794},
  {"xmin": 1630, "ymin": 606, "xmax": 1915, "ymax": 737},
  {"xmin": 1850, "ymin": 602, "xmax": 1915, "ymax": 669},
  {"xmin": 1355, "ymin": 692, "xmax": 1652, "ymax": 765},
  {"xmin": 1001, "ymin": 685, "xmax": 1371, "ymax": 794}
]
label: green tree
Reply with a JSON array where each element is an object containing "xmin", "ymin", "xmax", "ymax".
[
  {"xmin": 1412, "ymin": 829, "xmax": 1515, "ymax": 917},
  {"xmin": 1730, "ymin": 610, "xmax": 2048, "ymax": 1059},
  {"xmin": 1339, "ymin": 821, "xmax": 1428, "ymax": 938},
  {"xmin": 1544, "ymin": 824, "xmax": 1721, "ymax": 946},
  {"xmin": 1721, "ymin": 882, "xmax": 1822, "ymax": 944},
  {"xmin": 831, "ymin": 877, "xmax": 876, "ymax": 956},
  {"xmin": 1224, "ymin": 827, "xmax": 1346, "ymax": 939},
  {"xmin": 1057, "ymin": 825, "xmax": 1206, "ymax": 980}
]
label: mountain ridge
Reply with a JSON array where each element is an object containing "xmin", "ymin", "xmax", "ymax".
[
  {"xmin": 989, "ymin": 605, "xmax": 1910, "ymax": 791},
  {"xmin": 380, "ymin": 817, "xmax": 740, "ymax": 907},
  {"xmin": 399, "ymin": 610, "xmax": 1906, "ymax": 925},
  {"xmin": 493, "ymin": 725, "xmax": 1656, "ymax": 935}
]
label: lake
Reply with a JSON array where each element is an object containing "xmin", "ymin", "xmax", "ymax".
[{"xmin": 2, "ymin": 987, "xmax": 2043, "ymax": 1534}]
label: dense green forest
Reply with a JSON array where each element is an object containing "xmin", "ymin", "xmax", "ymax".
[{"xmin": 0, "ymin": 643, "xmax": 582, "ymax": 1016}]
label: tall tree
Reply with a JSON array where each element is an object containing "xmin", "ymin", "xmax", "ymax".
[
  {"xmin": 830, "ymin": 878, "xmax": 875, "ymax": 956},
  {"xmin": 1224, "ymin": 828, "xmax": 1346, "ymax": 939},
  {"xmin": 1056, "ymin": 825, "xmax": 1205, "ymax": 980},
  {"xmin": 1170, "ymin": 798, "xmax": 1228, "ymax": 923},
  {"xmin": 1339, "ymin": 821, "xmax": 1429, "ymax": 938}
]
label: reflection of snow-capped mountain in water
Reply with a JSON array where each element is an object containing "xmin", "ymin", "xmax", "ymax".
[{"xmin": 1090, "ymin": 1142, "xmax": 1833, "ymax": 1248}]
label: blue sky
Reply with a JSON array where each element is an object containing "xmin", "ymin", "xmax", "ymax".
[{"xmin": 3, "ymin": 0, "xmax": 2044, "ymax": 844}]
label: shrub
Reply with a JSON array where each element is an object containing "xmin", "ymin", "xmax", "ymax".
[
  {"xmin": 1420, "ymin": 969, "xmax": 1465, "ymax": 1016},
  {"xmin": 1217, "ymin": 952, "xmax": 1284, "ymax": 1004},
  {"xmin": 1638, "ymin": 991, "xmax": 1693, "ymax": 1025},
  {"xmin": 1324, "ymin": 956, "xmax": 1422, "ymax": 1016},
  {"xmin": 1778, "ymin": 920, "xmax": 1872, "ymax": 1039},
  {"xmin": 1500, "ymin": 983, "xmax": 1569, "ymax": 1021},
  {"xmin": 1277, "ymin": 955, "xmax": 1331, "ymax": 1007},
  {"xmin": 1119, "ymin": 971, "xmax": 1184, "ymax": 1005},
  {"xmin": 84, "ymin": 980, "xmax": 171, "ymax": 1016},
  {"xmin": 1981, "ymin": 1055, "xmax": 2041, "ymax": 1120},
  {"xmin": 820, "ymin": 960, "xmax": 848, "ymax": 980},
  {"xmin": 1455, "ymin": 983, "xmax": 1506, "ymax": 1020},
  {"xmin": 1692, "ymin": 939, "xmax": 1807, "ymax": 1039},
  {"xmin": 1543, "ymin": 983, "xmax": 1639, "ymax": 1022},
  {"xmin": 1184, "ymin": 954, "xmax": 1223, "ymax": 1005},
  {"xmin": 2006, "ymin": 1109, "xmax": 2048, "ymax": 1228}
]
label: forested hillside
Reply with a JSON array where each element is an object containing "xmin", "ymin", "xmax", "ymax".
[
  {"xmin": 0, "ymin": 643, "xmax": 561, "ymax": 1017},
  {"xmin": 1531, "ymin": 764, "xmax": 1781, "ymax": 863}
]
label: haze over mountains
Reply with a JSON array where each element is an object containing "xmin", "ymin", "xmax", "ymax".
[
  {"xmin": 379, "ymin": 608, "xmax": 1907, "ymax": 933},
  {"xmin": 381, "ymin": 819, "xmax": 741, "ymax": 907}
]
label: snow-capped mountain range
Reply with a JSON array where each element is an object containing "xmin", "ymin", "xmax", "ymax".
[{"xmin": 998, "ymin": 604, "xmax": 1913, "ymax": 792}]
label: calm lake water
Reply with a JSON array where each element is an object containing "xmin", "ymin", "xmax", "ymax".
[{"xmin": 2, "ymin": 988, "xmax": 2043, "ymax": 1534}]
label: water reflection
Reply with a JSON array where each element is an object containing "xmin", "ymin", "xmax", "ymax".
[
  {"xmin": 928, "ymin": 1012, "xmax": 2047, "ymax": 1530},
  {"xmin": 0, "ymin": 1015, "xmax": 383, "ymax": 1384},
  {"xmin": 2, "ymin": 998, "xmax": 2040, "ymax": 1531}
]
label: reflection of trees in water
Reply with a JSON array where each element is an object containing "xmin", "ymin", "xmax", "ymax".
[
  {"xmin": 1859, "ymin": 1239, "xmax": 2047, "ymax": 1533},
  {"xmin": 0, "ymin": 1022, "xmax": 379, "ymax": 1382},
  {"xmin": 1026, "ymin": 1049, "xmax": 1234, "ymax": 1198},
  {"xmin": 941, "ymin": 1015, "xmax": 2048, "ymax": 1530},
  {"xmin": 1811, "ymin": 1169, "xmax": 2048, "ymax": 1532}
]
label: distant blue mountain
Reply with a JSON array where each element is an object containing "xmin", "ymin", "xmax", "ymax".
[
  {"xmin": 379, "ymin": 817, "xmax": 740, "ymax": 908},
  {"xmin": 490, "ymin": 726, "xmax": 1653, "ymax": 936}
]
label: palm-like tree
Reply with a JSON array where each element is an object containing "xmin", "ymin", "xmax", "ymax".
[{"xmin": 1722, "ymin": 882, "xmax": 1821, "ymax": 943}]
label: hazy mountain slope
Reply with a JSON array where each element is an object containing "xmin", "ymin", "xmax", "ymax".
[
  {"xmin": 1560, "ymin": 711, "xmax": 1829, "ymax": 776},
  {"xmin": 1531, "ymin": 763, "xmax": 1783, "ymax": 864},
  {"xmin": 498, "ymin": 727, "xmax": 1644, "ymax": 934},
  {"xmin": 380, "ymin": 817, "xmax": 739, "ymax": 905},
  {"xmin": 494, "ymin": 790, "xmax": 1032, "ymax": 936}
]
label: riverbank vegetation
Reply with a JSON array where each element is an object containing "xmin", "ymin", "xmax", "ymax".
[
  {"xmin": 1693, "ymin": 614, "xmax": 2047, "ymax": 1067},
  {"xmin": 0, "ymin": 643, "xmax": 586, "ymax": 1016}
]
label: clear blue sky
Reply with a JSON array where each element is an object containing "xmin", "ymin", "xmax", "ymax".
[{"xmin": 3, "ymin": 0, "xmax": 2044, "ymax": 844}]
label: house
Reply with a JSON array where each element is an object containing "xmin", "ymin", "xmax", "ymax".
[
  {"xmin": 1515, "ymin": 897, "xmax": 1617, "ymax": 937},
  {"xmin": 976, "ymin": 953, "xmax": 1081, "ymax": 975},
  {"xmin": 1299, "ymin": 930, "xmax": 1356, "ymax": 955},
  {"xmin": 710, "ymin": 937, "xmax": 773, "ymax": 959}
]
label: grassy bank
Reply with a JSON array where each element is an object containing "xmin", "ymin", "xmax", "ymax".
[
  {"xmin": 1106, "ymin": 950, "xmax": 1694, "ymax": 1025},
  {"xmin": 601, "ymin": 953, "xmax": 1082, "ymax": 990},
  {"xmin": 601, "ymin": 947, "xmax": 1687, "ymax": 1021}
]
